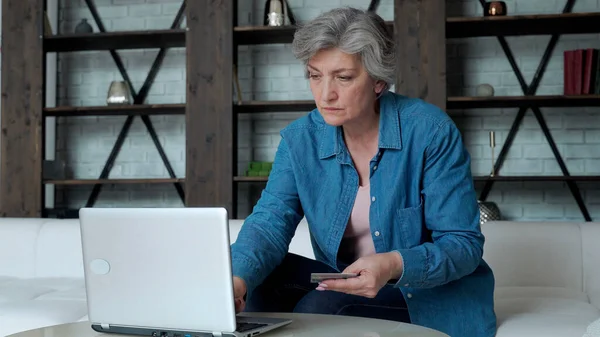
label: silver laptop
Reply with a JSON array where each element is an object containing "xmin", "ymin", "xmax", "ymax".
[{"xmin": 79, "ymin": 207, "xmax": 292, "ymax": 337}]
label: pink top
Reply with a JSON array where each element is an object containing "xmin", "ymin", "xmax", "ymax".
[{"xmin": 338, "ymin": 184, "xmax": 376, "ymax": 263}]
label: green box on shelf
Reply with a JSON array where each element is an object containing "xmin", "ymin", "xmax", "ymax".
[
  {"xmin": 247, "ymin": 161, "xmax": 273, "ymax": 176},
  {"xmin": 246, "ymin": 170, "xmax": 259, "ymax": 177}
]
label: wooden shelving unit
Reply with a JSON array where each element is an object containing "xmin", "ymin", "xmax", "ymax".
[
  {"xmin": 2, "ymin": 0, "xmax": 598, "ymax": 220},
  {"xmin": 0, "ymin": 0, "xmax": 228, "ymax": 218},
  {"xmin": 228, "ymin": 1, "xmax": 600, "ymax": 220}
]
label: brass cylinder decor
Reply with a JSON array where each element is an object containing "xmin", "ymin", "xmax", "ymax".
[
  {"xmin": 106, "ymin": 81, "xmax": 132, "ymax": 105},
  {"xmin": 484, "ymin": 1, "xmax": 507, "ymax": 16}
]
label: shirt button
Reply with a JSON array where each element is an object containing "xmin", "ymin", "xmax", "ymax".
[
  {"xmin": 407, "ymin": 293, "xmax": 413, "ymax": 299},
  {"xmin": 373, "ymin": 165, "xmax": 377, "ymax": 171},
  {"xmin": 374, "ymin": 231, "xmax": 380, "ymax": 236},
  {"xmin": 404, "ymin": 283, "xmax": 409, "ymax": 287},
  {"xmin": 371, "ymin": 196, "xmax": 376, "ymax": 202}
]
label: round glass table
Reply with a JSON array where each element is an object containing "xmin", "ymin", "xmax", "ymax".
[{"xmin": 7, "ymin": 312, "xmax": 449, "ymax": 337}]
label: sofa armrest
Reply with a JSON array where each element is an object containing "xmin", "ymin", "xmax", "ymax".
[{"xmin": 582, "ymin": 222, "xmax": 600, "ymax": 310}]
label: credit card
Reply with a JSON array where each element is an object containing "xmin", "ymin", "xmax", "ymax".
[{"xmin": 310, "ymin": 272, "xmax": 359, "ymax": 283}]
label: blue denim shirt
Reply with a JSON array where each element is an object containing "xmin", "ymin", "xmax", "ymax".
[{"xmin": 231, "ymin": 91, "xmax": 497, "ymax": 337}]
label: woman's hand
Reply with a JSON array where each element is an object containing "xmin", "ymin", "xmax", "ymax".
[
  {"xmin": 318, "ymin": 252, "xmax": 403, "ymax": 298},
  {"xmin": 233, "ymin": 276, "xmax": 247, "ymax": 313}
]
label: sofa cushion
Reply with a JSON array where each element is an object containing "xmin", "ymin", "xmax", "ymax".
[
  {"xmin": 495, "ymin": 286, "xmax": 600, "ymax": 337},
  {"xmin": 482, "ymin": 221, "xmax": 584, "ymax": 291}
]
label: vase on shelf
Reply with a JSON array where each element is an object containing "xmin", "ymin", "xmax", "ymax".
[
  {"xmin": 476, "ymin": 83, "xmax": 495, "ymax": 97},
  {"xmin": 74, "ymin": 18, "xmax": 93, "ymax": 33},
  {"xmin": 106, "ymin": 81, "xmax": 132, "ymax": 105},
  {"xmin": 478, "ymin": 200, "xmax": 502, "ymax": 225},
  {"xmin": 263, "ymin": 0, "xmax": 295, "ymax": 26},
  {"xmin": 484, "ymin": 1, "xmax": 507, "ymax": 16}
]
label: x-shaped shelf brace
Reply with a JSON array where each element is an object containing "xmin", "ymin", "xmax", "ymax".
[
  {"xmin": 81, "ymin": 0, "xmax": 187, "ymax": 207},
  {"xmin": 476, "ymin": 0, "xmax": 592, "ymax": 221}
]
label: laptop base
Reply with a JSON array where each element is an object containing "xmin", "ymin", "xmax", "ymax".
[{"xmin": 91, "ymin": 316, "xmax": 292, "ymax": 337}]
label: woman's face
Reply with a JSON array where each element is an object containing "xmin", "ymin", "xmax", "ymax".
[{"xmin": 307, "ymin": 47, "xmax": 385, "ymax": 127}]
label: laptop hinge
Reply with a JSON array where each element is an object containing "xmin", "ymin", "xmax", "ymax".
[
  {"xmin": 100, "ymin": 323, "xmax": 110, "ymax": 330},
  {"xmin": 211, "ymin": 332, "xmax": 223, "ymax": 337}
]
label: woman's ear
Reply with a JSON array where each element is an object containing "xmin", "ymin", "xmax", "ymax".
[{"xmin": 374, "ymin": 80, "xmax": 386, "ymax": 94}]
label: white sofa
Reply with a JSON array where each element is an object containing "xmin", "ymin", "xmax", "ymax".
[{"xmin": 0, "ymin": 217, "xmax": 599, "ymax": 337}]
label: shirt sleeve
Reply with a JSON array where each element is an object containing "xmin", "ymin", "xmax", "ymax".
[
  {"xmin": 393, "ymin": 119, "xmax": 484, "ymax": 289},
  {"xmin": 230, "ymin": 136, "xmax": 304, "ymax": 297}
]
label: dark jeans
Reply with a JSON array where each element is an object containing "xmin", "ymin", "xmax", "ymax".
[{"xmin": 244, "ymin": 253, "xmax": 411, "ymax": 323}]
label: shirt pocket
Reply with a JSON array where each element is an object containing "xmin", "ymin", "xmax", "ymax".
[{"xmin": 396, "ymin": 201, "xmax": 427, "ymax": 248}]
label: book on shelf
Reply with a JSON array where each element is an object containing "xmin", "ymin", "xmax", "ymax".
[{"xmin": 564, "ymin": 48, "xmax": 600, "ymax": 95}]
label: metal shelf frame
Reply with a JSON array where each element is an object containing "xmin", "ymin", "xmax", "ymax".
[
  {"xmin": 49, "ymin": 0, "xmax": 188, "ymax": 208},
  {"xmin": 473, "ymin": 0, "xmax": 595, "ymax": 221}
]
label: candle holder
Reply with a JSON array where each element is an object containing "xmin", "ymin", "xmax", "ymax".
[
  {"xmin": 484, "ymin": 1, "xmax": 507, "ymax": 16},
  {"xmin": 489, "ymin": 131, "xmax": 496, "ymax": 177},
  {"xmin": 263, "ymin": 0, "xmax": 295, "ymax": 26}
]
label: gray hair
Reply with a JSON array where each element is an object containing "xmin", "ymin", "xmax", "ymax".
[{"xmin": 291, "ymin": 7, "xmax": 395, "ymax": 94}]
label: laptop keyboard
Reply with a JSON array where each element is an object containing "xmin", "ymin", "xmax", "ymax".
[{"xmin": 236, "ymin": 322, "xmax": 268, "ymax": 332}]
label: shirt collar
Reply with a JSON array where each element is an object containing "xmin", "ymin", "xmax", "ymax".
[{"xmin": 318, "ymin": 91, "xmax": 403, "ymax": 159}]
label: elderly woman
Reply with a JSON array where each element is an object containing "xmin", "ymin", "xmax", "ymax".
[{"xmin": 230, "ymin": 6, "xmax": 497, "ymax": 337}]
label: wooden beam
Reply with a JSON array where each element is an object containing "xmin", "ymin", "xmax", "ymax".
[
  {"xmin": 394, "ymin": 0, "xmax": 447, "ymax": 110},
  {"xmin": 0, "ymin": 0, "xmax": 44, "ymax": 217},
  {"xmin": 185, "ymin": 1, "xmax": 234, "ymax": 215}
]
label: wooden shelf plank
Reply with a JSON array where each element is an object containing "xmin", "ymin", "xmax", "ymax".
[
  {"xmin": 234, "ymin": 13, "xmax": 600, "ymax": 45},
  {"xmin": 234, "ymin": 25, "xmax": 296, "ymax": 44},
  {"xmin": 232, "ymin": 96, "xmax": 600, "ymax": 114},
  {"xmin": 44, "ymin": 29, "xmax": 186, "ymax": 52},
  {"xmin": 234, "ymin": 100, "xmax": 315, "ymax": 113},
  {"xmin": 448, "ymin": 95, "xmax": 600, "ymax": 109},
  {"xmin": 473, "ymin": 176, "xmax": 600, "ymax": 182},
  {"xmin": 447, "ymin": 12, "xmax": 600, "ymax": 38},
  {"xmin": 44, "ymin": 178, "xmax": 184, "ymax": 185},
  {"xmin": 234, "ymin": 176, "xmax": 268, "ymax": 182},
  {"xmin": 234, "ymin": 22, "xmax": 394, "ymax": 45},
  {"xmin": 44, "ymin": 103, "xmax": 185, "ymax": 117},
  {"xmin": 234, "ymin": 176, "xmax": 600, "ymax": 183}
]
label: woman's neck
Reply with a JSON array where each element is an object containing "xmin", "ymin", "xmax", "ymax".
[{"xmin": 342, "ymin": 103, "xmax": 380, "ymax": 148}]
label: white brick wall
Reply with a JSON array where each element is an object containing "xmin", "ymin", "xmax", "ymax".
[{"xmin": 55, "ymin": 0, "xmax": 600, "ymax": 221}]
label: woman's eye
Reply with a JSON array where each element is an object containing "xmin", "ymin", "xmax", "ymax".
[
  {"xmin": 338, "ymin": 76, "xmax": 352, "ymax": 81},
  {"xmin": 309, "ymin": 74, "xmax": 321, "ymax": 79}
]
